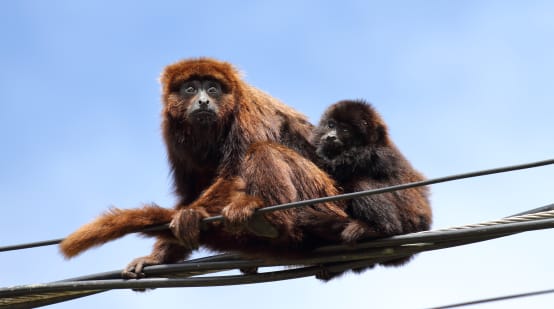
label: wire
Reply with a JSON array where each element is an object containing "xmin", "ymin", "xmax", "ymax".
[
  {"xmin": 2, "ymin": 206, "xmax": 554, "ymax": 308},
  {"xmin": 0, "ymin": 239, "xmax": 61, "ymax": 253},
  {"xmin": 208, "ymin": 158, "xmax": 554, "ymax": 221},
  {"xmin": 314, "ymin": 206, "xmax": 554, "ymax": 253},
  {"xmin": 1, "ymin": 158, "xmax": 553, "ymax": 253},
  {"xmin": 0, "ymin": 229, "xmax": 518, "ymax": 306},
  {"xmin": 0, "ymin": 254, "xmax": 251, "ymax": 309},
  {"xmin": 427, "ymin": 288, "xmax": 554, "ymax": 309}
]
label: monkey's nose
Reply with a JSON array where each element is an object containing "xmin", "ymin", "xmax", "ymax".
[
  {"xmin": 198, "ymin": 99, "xmax": 210, "ymax": 107},
  {"xmin": 326, "ymin": 135, "xmax": 336, "ymax": 142}
]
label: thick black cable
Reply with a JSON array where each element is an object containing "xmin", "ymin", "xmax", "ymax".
[
  {"xmin": 0, "ymin": 254, "xmax": 249, "ymax": 309},
  {"xmin": 207, "ymin": 158, "xmax": 554, "ymax": 222},
  {"xmin": 315, "ymin": 214, "xmax": 554, "ymax": 253},
  {"xmin": 1, "ymin": 158, "xmax": 553, "ymax": 253},
  {"xmin": 59, "ymin": 253, "xmax": 244, "ymax": 281},
  {"xmin": 0, "ymin": 234, "xmax": 522, "ymax": 309},
  {"xmin": 0, "ymin": 233, "xmax": 514, "ymax": 300},
  {"xmin": 0, "ymin": 239, "xmax": 62, "ymax": 253},
  {"xmin": 2, "ymin": 214, "xmax": 554, "ymax": 294},
  {"xmin": 53, "ymin": 208, "xmax": 554, "ymax": 281}
]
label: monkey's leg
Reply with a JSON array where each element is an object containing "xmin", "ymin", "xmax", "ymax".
[
  {"xmin": 220, "ymin": 177, "xmax": 279, "ymax": 238},
  {"xmin": 225, "ymin": 143, "xmax": 354, "ymax": 242},
  {"xmin": 168, "ymin": 177, "xmax": 277, "ymax": 247}
]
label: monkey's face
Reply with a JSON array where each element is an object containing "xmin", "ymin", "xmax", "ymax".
[
  {"xmin": 165, "ymin": 78, "xmax": 229, "ymax": 126},
  {"xmin": 313, "ymin": 100, "xmax": 389, "ymax": 160},
  {"xmin": 181, "ymin": 79, "xmax": 223, "ymax": 125},
  {"xmin": 313, "ymin": 118, "xmax": 360, "ymax": 159}
]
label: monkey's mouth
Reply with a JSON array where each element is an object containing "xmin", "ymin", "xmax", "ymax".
[
  {"xmin": 317, "ymin": 141, "xmax": 343, "ymax": 159},
  {"xmin": 190, "ymin": 110, "xmax": 217, "ymax": 124}
]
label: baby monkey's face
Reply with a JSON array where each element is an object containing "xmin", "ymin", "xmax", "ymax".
[
  {"xmin": 312, "ymin": 99, "xmax": 386, "ymax": 160},
  {"xmin": 313, "ymin": 118, "xmax": 360, "ymax": 159}
]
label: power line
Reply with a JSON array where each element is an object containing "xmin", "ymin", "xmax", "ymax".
[
  {"xmin": 0, "ymin": 232, "xmax": 523, "ymax": 307},
  {"xmin": 1, "ymin": 158, "xmax": 553, "ymax": 253},
  {"xmin": 208, "ymin": 158, "xmax": 554, "ymax": 222},
  {"xmin": 428, "ymin": 288, "xmax": 554, "ymax": 309},
  {"xmin": 0, "ymin": 239, "xmax": 61, "ymax": 253},
  {"xmin": 2, "ymin": 206, "xmax": 554, "ymax": 308}
]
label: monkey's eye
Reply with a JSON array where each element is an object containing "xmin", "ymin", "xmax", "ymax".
[
  {"xmin": 327, "ymin": 121, "xmax": 335, "ymax": 129},
  {"xmin": 205, "ymin": 81, "xmax": 221, "ymax": 96},
  {"xmin": 180, "ymin": 82, "xmax": 198, "ymax": 95}
]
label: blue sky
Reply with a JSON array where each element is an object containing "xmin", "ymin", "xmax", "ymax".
[{"xmin": 1, "ymin": 1, "xmax": 554, "ymax": 308}]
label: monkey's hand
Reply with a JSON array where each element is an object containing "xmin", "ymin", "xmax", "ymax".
[
  {"xmin": 170, "ymin": 207, "xmax": 210, "ymax": 249},
  {"xmin": 221, "ymin": 200, "xmax": 279, "ymax": 239}
]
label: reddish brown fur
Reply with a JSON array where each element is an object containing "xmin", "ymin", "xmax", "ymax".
[
  {"xmin": 60, "ymin": 205, "xmax": 175, "ymax": 258},
  {"xmin": 60, "ymin": 58, "xmax": 357, "ymax": 279}
]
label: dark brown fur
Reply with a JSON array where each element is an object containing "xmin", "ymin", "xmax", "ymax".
[
  {"xmin": 311, "ymin": 99, "xmax": 432, "ymax": 278},
  {"xmin": 60, "ymin": 58, "xmax": 357, "ymax": 278}
]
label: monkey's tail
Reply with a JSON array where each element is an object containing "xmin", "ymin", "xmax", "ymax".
[{"xmin": 59, "ymin": 204, "xmax": 175, "ymax": 258}]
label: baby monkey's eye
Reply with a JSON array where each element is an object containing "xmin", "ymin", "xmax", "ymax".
[{"xmin": 327, "ymin": 121, "xmax": 335, "ymax": 129}]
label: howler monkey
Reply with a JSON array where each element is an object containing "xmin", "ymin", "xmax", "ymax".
[
  {"xmin": 311, "ymin": 99, "xmax": 432, "ymax": 276},
  {"xmin": 60, "ymin": 58, "xmax": 358, "ymax": 278}
]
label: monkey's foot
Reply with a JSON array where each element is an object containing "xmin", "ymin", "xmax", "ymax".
[
  {"xmin": 122, "ymin": 255, "xmax": 164, "ymax": 279},
  {"xmin": 341, "ymin": 220, "xmax": 379, "ymax": 244},
  {"xmin": 169, "ymin": 207, "xmax": 209, "ymax": 249}
]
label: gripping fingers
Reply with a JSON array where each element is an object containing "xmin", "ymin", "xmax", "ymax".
[
  {"xmin": 169, "ymin": 208, "xmax": 207, "ymax": 249},
  {"xmin": 122, "ymin": 255, "xmax": 161, "ymax": 279}
]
